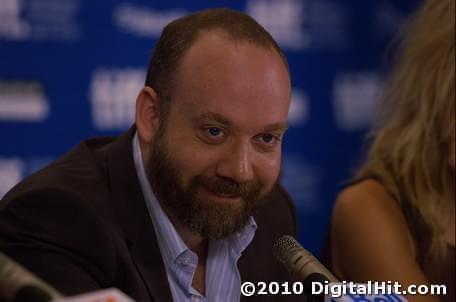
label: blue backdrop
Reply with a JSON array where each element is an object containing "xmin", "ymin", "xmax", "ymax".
[{"xmin": 0, "ymin": 0, "xmax": 420, "ymax": 255}]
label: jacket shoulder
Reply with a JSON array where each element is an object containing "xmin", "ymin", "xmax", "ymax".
[{"xmin": 1, "ymin": 136, "xmax": 115, "ymax": 209}]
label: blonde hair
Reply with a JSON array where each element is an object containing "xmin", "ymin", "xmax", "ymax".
[{"xmin": 358, "ymin": 0, "xmax": 455, "ymax": 259}]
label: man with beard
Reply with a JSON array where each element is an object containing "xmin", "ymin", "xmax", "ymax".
[{"xmin": 0, "ymin": 8, "xmax": 302, "ymax": 302}]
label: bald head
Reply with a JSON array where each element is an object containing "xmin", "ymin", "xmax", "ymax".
[
  {"xmin": 173, "ymin": 30, "xmax": 291, "ymax": 111},
  {"xmin": 145, "ymin": 8, "xmax": 289, "ymax": 115}
]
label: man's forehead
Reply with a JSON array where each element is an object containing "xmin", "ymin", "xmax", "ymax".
[
  {"xmin": 190, "ymin": 29, "xmax": 271, "ymax": 54},
  {"xmin": 167, "ymin": 29, "xmax": 291, "ymax": 131},
  {"xmin": 178, "ymin": 30, "xmax": 283, "ymax": 73}
]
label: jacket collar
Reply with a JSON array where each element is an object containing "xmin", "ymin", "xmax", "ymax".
[{"xmin": 106, "ymin": 126, "xmax": 173, "ymax": 302}]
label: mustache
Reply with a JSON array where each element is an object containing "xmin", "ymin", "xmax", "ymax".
[{"xmin": 195, "ymin": 175, "xmax": 261, "ymax": 200}]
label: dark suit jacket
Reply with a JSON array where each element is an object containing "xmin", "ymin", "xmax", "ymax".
[{"xmin": 0, "ymin": 127, "xmax": 304, "ymax": 302}]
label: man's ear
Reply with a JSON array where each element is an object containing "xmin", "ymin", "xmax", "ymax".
[{"xmin": 135, "ymin": 86, "xmax": 161, "ymax": 144}]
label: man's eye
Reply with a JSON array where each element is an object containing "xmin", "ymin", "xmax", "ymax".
[
  {"xmin": 207, "ymin": 127, "xmax": 223, "ymax": 137},
  {"xmin": 260, "ymin": 134, "xmax": 274, "ymax": 143},
  {"xmin": 201, "ymin": 127, "xmax": 226, "ymax": 144},
  {"xmin": 255, "ymin": 133, "xmax": 281, "ymax": 150}
]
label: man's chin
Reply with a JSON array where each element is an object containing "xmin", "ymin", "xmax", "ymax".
[{"xmin": 185, "ymin": 200, "xmax": 250, "ymax": 239}]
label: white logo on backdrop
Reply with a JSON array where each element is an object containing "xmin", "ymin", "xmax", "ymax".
[
  {"xmin": 0, "ymin": 0, "xmax": 81, "ymax": 41},
  {"xmin": 246, "ymin": 0, "xmax": 309, "ymax": 50},
  {"xmin": 0, "ymin": 81, "xmax": 49, "ymax": 122},
  {"xmin": 0, "ymin": 158, "xmax": 23, "ymax": 199},
  {"xmin": 288, "ymin": 89, "xmax": 309, "ymax": 126},
  {"xmin": 247, "ymin": 0, "xmax": 350, "ymax": 50},
  {"xmin": 89, "ymin": 68, "xmax": 145, "ymax": 130},
  {"xmin": 0, "ymin": 0, "xmax": 30, "ymax": 40},
  {"xmin": 114, "ymin": 3, "xmax": 187, "ymax": 38},
  {"xmin": 333, "ymin": 72, "xmax": 383, "ymax": 131}
]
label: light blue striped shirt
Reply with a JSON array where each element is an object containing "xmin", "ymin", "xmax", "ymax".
[{"xmin": 132, "ymin": 133, "xmax": 257, "ymax": 302}]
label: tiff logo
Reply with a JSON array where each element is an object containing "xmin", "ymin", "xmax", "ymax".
[
  {"xmin": 0, "ymin": 81, "xmax": 49, "ymax": 122},
  {"xmin": 0, "ymin": 0, "xmax": 30, "ymax": 40},
  {"xmin": 246, "ymin": 0, "xmax": 309, "ymax": 50},
  {"xmin": 0, "ymin": 158, "xmax": 23, "ymax": 199},
  {"xmin": 333, "ymin": 72, "xmax": 383, "ymax": 131},
  {"xmin": 289, "ymin": 89, "xmax": 309, "ymax": 126},
  {"xmin": 89, "ymin": 68, "xmax": 145, "ymax": 130},
  {"xmin": 113, "ymin": 3, "xmax": 187, "ymax": 38}
]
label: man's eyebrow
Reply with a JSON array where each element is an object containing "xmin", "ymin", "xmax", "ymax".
[
  {"xmin": 192, "ymin": 112, "xmax": 232, "ymax": 126},
  {"xmin": 192, "ymin": 112, "xmax": 288, "ymax": 132},
  {"xmin": 262, "ymin": 123, "xmax": 288, "ymax": 133}
]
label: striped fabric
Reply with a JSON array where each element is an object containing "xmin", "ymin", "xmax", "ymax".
[{"xmin": 132, "ymin": 133, "xmax": 257, "ymax": 302}]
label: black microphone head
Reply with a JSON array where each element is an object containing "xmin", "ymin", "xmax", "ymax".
[
  {"xmin": 274, "ymin": 235, "xmax": 331, "ymax": 302},
  {"xmin": 273, "ymin": 235, "xmax": 302, "ymax": 266},
  {"xmin": 273, "ymin": 235, "xmax": 338, "ymax": 283}
]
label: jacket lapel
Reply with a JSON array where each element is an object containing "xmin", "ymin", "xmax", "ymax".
[{"xmin": 106, "ymin": 127, "xmax": 173, "ymax": 302}]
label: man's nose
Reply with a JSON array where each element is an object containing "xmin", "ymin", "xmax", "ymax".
[{"xmin": 215, "ymin": 142, "xmax": 254, "ymax": 183}]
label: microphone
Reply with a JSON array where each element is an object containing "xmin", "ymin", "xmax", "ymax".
[
  {"xmin": 273, "ymin": 236, "xmax": 407, "ymax": 302},
  {"xmin": 273, "ymin": 235, "xmax": 338, "ymax": 301},
  {"xmin": 273, "ymin": 235, "xmax": 338, "ymax": 283},
  {"xmin": 0, "ymin": 252, "xmax": 63, "ymax": 302}
]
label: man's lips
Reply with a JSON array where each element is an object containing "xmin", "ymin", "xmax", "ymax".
[{"xmin": 200, "ymin": 187, "xmax": 241, "ymax": 203}]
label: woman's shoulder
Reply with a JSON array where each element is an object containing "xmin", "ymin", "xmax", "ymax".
[
  {"xmin": 339, "ymin": 178, "xmax": 393, "ymax": 201},
  {"xmin": 331, "ymin": 179, "xmax": 418, "ymax": 273},
  {"xmin": 335, "ymin": 178, "xmax": 404, "ymax": 221},
  {"xmin": 333, "ymin": 179, "xmax": 413, "ymax": 239}
]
